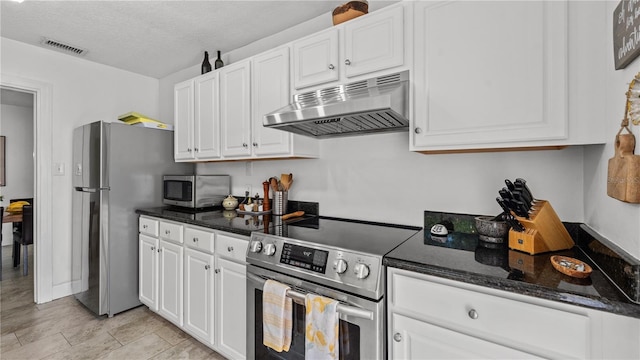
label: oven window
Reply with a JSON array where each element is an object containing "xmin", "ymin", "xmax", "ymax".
[
  {"xmin": 164, "ymin": 180, "xmax": 192, "ymax": 201},
  {"xmin": 255, "ymin": 291, "xmax": 361, "ymax": 360}
]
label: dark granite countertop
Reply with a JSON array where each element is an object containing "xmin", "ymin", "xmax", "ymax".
[
  {"xmin": 384, "ymin": 212, "xmax": 640, "ymax": 319},
  {"xmin": 136, "ymin": 201, "xmax": 319, "ymax": 237}
]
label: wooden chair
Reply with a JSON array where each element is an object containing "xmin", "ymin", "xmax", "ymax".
[{"xmin": 10, "ymin": 197, "xmax": 33, "ymax": 269}]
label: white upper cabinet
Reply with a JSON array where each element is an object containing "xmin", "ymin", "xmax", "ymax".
[
  {"xmin": 220, "ymin": 60, "xmax": 252, "ymax": 158},
  {"xmin": 174, "ymin": 72, "xmax": 221, "ymax": 161},
  {"xmin": 194, "ymin": 72, "xmax": 221, "ymax": 159},
  {"xmin": 174, "ymin": 80, "xmax": 194, "ymax": 161},
  {"xmin": 411, "ymin": 1, "xmax": 606, "ymax": 152},
  {"xmin": 252, "ymin": 47, "xmax": 319, "ymax": 158},
  {"xmin": 293, "ymin": 29, "xmax": 340, "ymax": 89},
  {"xmin": 292, "ymin": 3, "xmax": 406, "ymax": 91}
]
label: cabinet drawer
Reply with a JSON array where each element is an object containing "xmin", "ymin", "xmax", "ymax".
[
  {"xmin": 216, "ymin": 233, "xmax": 248, "ymax": 262},
  {"xmin": 390, "ymin": 270, "xmax": 589, "ymax": 358},
  {"xmin": 159, "ymin": 221, "xmax": 183, "ymax": 244},
  {"xmin": 184, "ymin": 226, "xmax": 215, "ymax": 254},
  {"xmin": 139, "ymin": 217, "xmax": 159, "ymax": 237}
]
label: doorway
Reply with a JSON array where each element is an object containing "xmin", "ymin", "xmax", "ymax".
[
  {"xmin": 0, "ymin": 88, "xmax": 35, "ymax": 281},
  {"xmin": 1, "ymin": 74, "xmax": 53, "ymax": 304}
]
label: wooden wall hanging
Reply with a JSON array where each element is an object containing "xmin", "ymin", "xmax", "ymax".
[{"xmin": 607, "ymin": 73, "xmax": 640, "ymax": 203}]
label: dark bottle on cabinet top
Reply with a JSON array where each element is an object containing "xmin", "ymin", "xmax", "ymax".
[
  {"xmin": 201, "ymin": 51, "xmax": 212, "ymax": 74},
  {"xmin": 214, "ymin": 51, "xmax": 224, "ymax": 69}
]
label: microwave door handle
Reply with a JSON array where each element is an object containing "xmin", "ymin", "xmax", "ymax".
[{"xmin": 248, "ymin": 272, "xmax": 374, "ymax": 321}]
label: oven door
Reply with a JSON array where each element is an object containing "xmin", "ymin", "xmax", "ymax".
[{"xmin": 247, "ymin": 264, "xmax": 384, "ymax": 360}]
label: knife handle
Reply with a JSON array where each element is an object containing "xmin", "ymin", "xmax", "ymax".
[
  {"xmin": 505, "ymin": 213, "xmax": 526, "ymax": 232},
  {"xmin": 496, "ymin": 197, "xmax": 512, "ymax": 215},
  {"xmin": 499, "ymin": 188, "xmax": 513, "ymax": 200},
  {"xmin": 505, "ymin": 179, "xmax": 516, "ymax": 191},
  {"xmin": 515, "ymin": 178, "xmax": 535, "ymax": 201}
]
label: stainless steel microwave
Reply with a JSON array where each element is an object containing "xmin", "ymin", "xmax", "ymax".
[{"xmin": 163, "ymin": 175, "xmax": 230, "ymax": 208}]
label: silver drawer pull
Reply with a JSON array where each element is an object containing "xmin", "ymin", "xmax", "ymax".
[
  {"xmin": 143, "ymin": 225, "xmax": 148, "ymax": 229},
  {"xmin": 328, "ymin": 64, "xmax": 335, "ymax": 70},
  {"xmin": 215, "ymin": 269, "xmax": 220, "ymax": 274},
  {"xmin": 150, "ymin": 246, "xmax": 155, "ymax": 251},
  {"xmin": 205, "ymin": 265, "xmax": 210, "ymax": 270},
  {"xmin": 193, "ymin": 237, "xmax": 198, "ymax": 242},
  {"xmin": 165, "ymin": 230, "xmax": 170, "ymax": 235},
  {"xmin": 393, "ymin": 333, "xmax": 402, "ymax": 342},
  {"xmin": 227, "ymin": 246, "xmax": 234, "ymax": 252},
  {"xmin": 468, "ymin": 309, "xmax": 479, "ymax": 319},
  {"xmin": 344, "ymin": 59, "xmax": 351, "ymax": 65}
]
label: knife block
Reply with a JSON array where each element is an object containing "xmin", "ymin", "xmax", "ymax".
[{"xmin": 508, "ymin": 200, "xmax": 574, "ymax": 255}]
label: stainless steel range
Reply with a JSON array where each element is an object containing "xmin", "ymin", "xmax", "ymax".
[{"xmin": 246, "ymin": 217, "xmax": 420, "ymax": 359}]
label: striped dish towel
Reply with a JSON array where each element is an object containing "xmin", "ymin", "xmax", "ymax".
[
  {"xmin": 263, "ymin": 280, "xmax": 293, "ymax": 352},
  {"xmin": 305, "ymin": 293, "xmax": 339, "ymax": 360}
]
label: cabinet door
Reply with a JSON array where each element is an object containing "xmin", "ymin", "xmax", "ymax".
[
  {"xmin": 220, "ymin": 61, "xmax": 252, "ymax": 157},
  {"xmin": 216, "ymin": 256, "xmax": 247, "ymax": 360},
  {"xmin": 194, "ymin": 72, "xmax": 221, "ymax": 160},
  {"xmin": 344, "ymin": 5, "xmax": 404, "ymax": 78},
  {"xmin": 158, "ymin": 240, "xmax": 183, "ymax": 326},
  {"xmin": 184, "ymin": 248, "xmax": 215, "ymax": 345},
  {"xmin": 139, "ymin": 234, "xmax": 158, "ymax": 311},
  {"xmin": 390, "ymin": 314, "xmax": 541, "ymax": 359},
  {"xmin": 174, "ymin": 80, "xmax": 194, "ymax": 160},
  {"xmin": 252, "ymin": 47, "xmax": 292, "ymax": 156},
  {"xmin": 292, "ymin": 29, "xmax": 340, "ymax": 89},
  {"xmin": 412, "ymin": 1, "xmax": 567, "ymax": 151}
]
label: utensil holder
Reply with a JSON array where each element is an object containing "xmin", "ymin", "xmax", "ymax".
[
  {"xmin": 273, "ymin": 191, "xmax": 288, "ymax": 216},
  {"xmin": 508, "ymin": 200, "xmax": 574, "ymax": 255}
]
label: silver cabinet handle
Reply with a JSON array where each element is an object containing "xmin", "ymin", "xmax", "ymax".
[
  {"xmin": 252, "ymin": 142, "xmax": 258, "ymax": 147},
  {"xmin": 242, "ymin": 143, "xmax": 248, "ymax": 148},
  {"xmin": 414, "ymin": 127, "xmax": 422, "ymax": 134},
  {"xmin": 150, "ymin": 246, "xmax": 155, "ymax": 251},
  {"xmin": 165, "ymin": 230, "xmax": 170, "ymax": 235},
  {"xmin": 187, "ymin": 148, "xmax": 191, "ymax": 152},
  {"xmin": 344, "ymin": 59, "xmax": 351, "ymax": 65},
  {"xmin": 143, "ymin": 224, "xmax": 148, "ymax": 229},
  {"xmin": 214, "ymin": 269, "xmax": 220, "ymax": 274},
  {"xmin": 194, "ymin": 148, "xmax": 199, "ymax": 152},
  {"xmin": 157, "ymin": 248, "xmax": 161, "ymax": 253},
  {"xmin": 328, "ymin": 64, "xmax": 335, "ymax": 70},
  {"xmin": 193, "ymin": 237, "xmax": 198, "ymax": 242},
  {"xmin": 468, "ymin": 309, "xmax": 479, "ymax": 319},
  {"xmin": 227, "ymin": 246, "xmax": 234, "ymax": 252},
  {"xmin": 393, "ymin": 333, "xmax": 402, "ymax": 342},
  {"xmin": 205, "ymin": 265, "xmax": 210, "ymax": 270}
]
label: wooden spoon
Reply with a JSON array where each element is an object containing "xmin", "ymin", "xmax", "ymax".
[
  {"xmin": 269, "ymin": 177, "xmax": 279, "ymax": 193},
  {"xmin": 280, "ymin": 173, "xmax": 291, "ymax": 191}
]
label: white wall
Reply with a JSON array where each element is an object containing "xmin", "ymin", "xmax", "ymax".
[
  {"xmin": 0, "ymin": 103, "xmax": 34, "ymax": 246},
  {"xmin": 583, "ymin": 2, "xmax": 640, "ymax": 259},
  {"xmin": 1, "ymin": 38, "xmax": 160, "ymax": 295}
]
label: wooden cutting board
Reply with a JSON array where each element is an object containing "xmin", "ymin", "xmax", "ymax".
[{"xmin": 607, "ymin": 133, "xmax": 640, "ymax": 203}]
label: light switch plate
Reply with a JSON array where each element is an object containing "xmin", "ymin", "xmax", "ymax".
[{"xmin": 53, "ymin": 162, "xmax": 65, "ymax": 176}]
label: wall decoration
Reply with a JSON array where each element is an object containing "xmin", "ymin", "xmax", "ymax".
[{"xmin": 614, "ymin": 0, "xmax": 640, "ymax": 70}]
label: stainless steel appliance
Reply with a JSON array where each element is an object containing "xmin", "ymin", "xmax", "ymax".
[
  {"xmin": 263, "ymin": 71, "xmax": 409, "ymax": 139},
  {"xmin": 72, "ymin": 121, "xmax": 191, "ymax": 317},
  {"xmin": 162, "ymin": 174, "xmax": 230, "ymax": 208},
  {"xmin": 246, "ymin": 217, "xmax": 420, "ymax": 359}
]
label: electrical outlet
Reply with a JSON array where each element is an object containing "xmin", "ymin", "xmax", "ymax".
[{"xmin": 245, "ymin": 184, "xmax": 252, "ymax": 196}]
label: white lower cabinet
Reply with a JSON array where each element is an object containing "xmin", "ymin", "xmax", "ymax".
[
  {"xmin": 138, "ymin": 216, "xmax": 248, "ymax": 359},
  {"xmin": 387, "ymin": 268, "xmax": 640, "ymax": 360},
  {"xmin": 184, "ymin": 247, "xmax": 215, "ymax": 346},
  {"xmin": 158, "ymin": 239, "xmax": 183, "ymax": 327},
  {"xmin": 215, "ymin": 233, "xmax": 248, "ymax": 359}
]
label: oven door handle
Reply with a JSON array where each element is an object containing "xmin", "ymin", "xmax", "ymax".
[{"xmin": 248, "ymin": 273, "xmax": 374, "ymax": 321}]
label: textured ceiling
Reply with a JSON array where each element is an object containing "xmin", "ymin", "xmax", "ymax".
[{"xmin": 0, "ymin": 0, "xmax": 395, "ymax": 79}]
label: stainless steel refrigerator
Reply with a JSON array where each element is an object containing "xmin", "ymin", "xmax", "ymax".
[{"xmin": 72, "ymin": 121, "xmax": 191, "ymax": 317}]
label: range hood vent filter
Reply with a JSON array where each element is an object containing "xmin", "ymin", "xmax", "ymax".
[{"xmin": 264, "ymin": 71, "xmax": 410, "ymax": 139}]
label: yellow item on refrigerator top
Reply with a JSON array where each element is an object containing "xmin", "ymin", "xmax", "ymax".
[{"xmin": 6, "ymin": 201, "xmax": 30, "ymax": 214}]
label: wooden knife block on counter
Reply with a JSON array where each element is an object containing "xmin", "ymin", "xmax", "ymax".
[{"xmin": 508, "ymin": 200, "xmax": 574, "ymax": 255}]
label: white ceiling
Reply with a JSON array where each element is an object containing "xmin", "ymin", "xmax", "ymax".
[{"xmin": 0, "ymin": 0, "xmax": 394, "ymax": 79}]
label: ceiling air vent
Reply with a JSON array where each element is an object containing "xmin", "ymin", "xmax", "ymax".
[{"xmin": 40, "ymin": 38, "xmax": 87, "ymax": 56}]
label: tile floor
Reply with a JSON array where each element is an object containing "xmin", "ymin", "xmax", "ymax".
[{"xmin": 0, "ymin": 244, "xmax": 228, "ymax": 359}]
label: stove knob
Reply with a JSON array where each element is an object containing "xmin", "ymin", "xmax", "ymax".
[
  {"xmin": 263, "ymin": 243, "xmax": 276, "ymax": 256},
  {"xmin": 354, "ymin": 263, "xmax": 370, "ymax": 279},
  {"xmin": 333, "ymin": 259, "xmax": 348, "ymax": 274},
  {"xmin": 249, "ymin": 240, "xmax": 263, "ymax": 253}
]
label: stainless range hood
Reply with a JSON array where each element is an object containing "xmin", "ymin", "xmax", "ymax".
[{"xmin": 264, "ymin": 71, "xmax": 409, "ymax": 139}]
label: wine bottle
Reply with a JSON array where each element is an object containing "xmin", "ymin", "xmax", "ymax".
[
  {"xmin": 214, "ymin": 50, "xmax": 224, "ymax": 69},
  {"xmin": 201, "ymin": 51, "xmax": 212, "ymax": 74}
]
